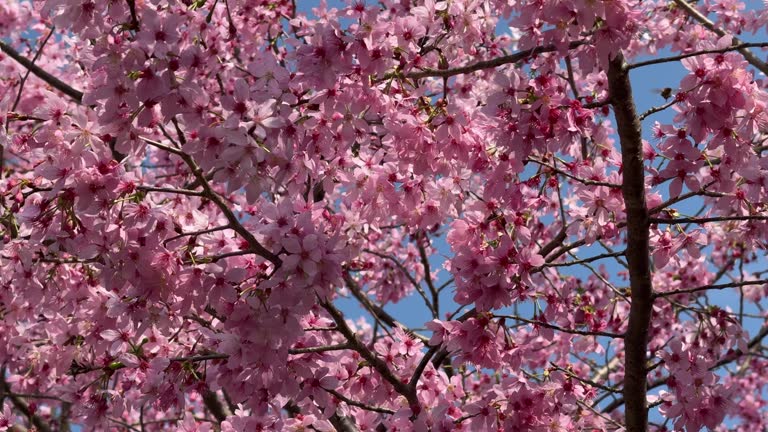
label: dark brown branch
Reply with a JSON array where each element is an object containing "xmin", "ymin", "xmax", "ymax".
[
  {"xmin": 362, "ymin": 248, "xmax": 434, "ymax": 314},
  {"xmin": 549, "ymin": 363, "xmax": 621, "ymax": 393},
  {"xmin": 329, "ymin": 414, "xmax": 360, "ymax": 432},
  {"xmin": 342, "ymin": 272, "xmax": 429, "ymax": 344},
  {"xmin": 202, "ymin": 390, "xmax": 228, "ymax": 423},
  {"xmin": 164, "ymin": 224, "xmax": 231, "ymax": 245},
  {"xmin": 527, "ymin": 158, "xmax": 621, "ymax": 188},
  {"xmin": 608, "ymin": 53, "xmax": 653, "ymax": 432},
  {"xmin": 171, "ymin": 353, "xmax": 229, "ymax": 362},
  {"xmin": 602, "ymin": 323, "xmax": 768, "ymax": 414},
  {"xmin": 540, "ymin": 229, "xmax": 568, "ymax": 258},
  {"xmin": 126, "ymin": 0, "xmax": 140, "ymax": 30},
  {"xmin": 0, "ymin": 41, "xmax": 83, "ymax": 103},
  {"xmin": 648, "ymin": 182, "xmax": 717, "ymax": 214}
]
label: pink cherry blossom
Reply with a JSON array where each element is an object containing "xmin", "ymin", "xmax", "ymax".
[{"xmin": 1, "ymin": 0, "xmax": 768, "ymax": 431}]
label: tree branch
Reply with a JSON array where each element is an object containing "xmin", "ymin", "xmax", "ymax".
[
  {"xmin": 362, "ymin": 248, "xmax": 435, "ymax": 316},
  {"xmin": 649, "ymin": 215, "xmax": 768, "ymax": 224},
  {"xmin": 542, "ymin": 250, "xmax": 626, "ymax": 268},
  {"xmin": 342, "ymin": 272, "xmax": 429, "ymax": 344},
  {"xmin": 0, "ymin": 41, "xmax": 83, "ymax": 103},
  {"xmin": 323, "ymin": 388, "xmax": 395, "ymax": 415},
  {"xmin": 394, "ymin": 40, "xmax": 585, "ymax": 80},
  {"xmin": 320, "ymin": 300, "xmax": 420, "ymax": 414},
  {"xmin": 639, "ymin": 98, "xmax": 678, "ymax": 121},
  {"xmin": 495, "ymin": 314, "xmax": 624, "ymax": 338},
  {"xmin": 671, "ymin": 0, "xmax": 768, "ymax": 75},
  {"xmin": 628, "ymin": 42, "xmax": 768, "ymax": 70},
  {"xmin": 137, "ymin": 185, "xmax": 204, "ymax": 197},
  {"xmin": 329, "ymin": 413, "xmax": 360, "ymax": 432},
  {"xmin": 126, "ymin": 0, "xmax": 140, "ymax": 30},
  {"xmin": 0, "ymin": 374, "xmax": 53, "ymax": 432},
  {"xmin": 288, "ymin": 343, "xmax": 349, "ymax": 355},
  {"xmin": 141, "ymin": 137, "xmax": 282, "ymax": 268},
  {"xmin": 416, "ymin": 231, "xmax": 439, "ymax": 315},
  {"xmin": 201, "ymin": 390, "xmax": 228, "ymax": 423},
  {"xmin": 10, "ymin": 27, "xmax": 56, "ymax": 116},
  {"xmin": 655, "ymin": 278, "xmax": 768, "ymax": 298},
  {"xmin": 608, "ymin": 53, "xmax": 654, "ymax": 432},
  {"xmin": 527, "ymin": 157, "xmax": 622, "ymax": 188}
]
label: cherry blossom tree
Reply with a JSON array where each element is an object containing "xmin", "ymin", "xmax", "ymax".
[{"xmin": 2, "ymin": 0, "xmax": 768, "ymax": 431}]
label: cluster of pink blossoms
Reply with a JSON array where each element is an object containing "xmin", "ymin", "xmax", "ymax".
[{"xmin": 1, "ymin": 0, "xmax": 768, "ymax": 431}]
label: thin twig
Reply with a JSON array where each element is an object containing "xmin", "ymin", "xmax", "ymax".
[
  {"xmin": 0, "ymin": 40, "xmax": 83, "ymax": 103},
  {"xmin": 650, "ymin": 215, "xmax": 768, "ymax": 224},
  {"xmin": 639, "ymin": 98, "xmax": 678, "ymax": 120},
  {"xmin": 137, "ymin": 186, "xmax": 204, "ymax": 197},
  {"xmin": 387, "ymin": 41, "xmax": 586, "ymax": 80},
  {"xmin": 288, "ymin": 343, "xmax": 349, "ymax": 355},
  {"xmin": 141, "ymin": 137, "xmax": 281, "ymax": 267},
  {"xmin": 628, "ymin": 42, "xmax": 768, "ymax": 70},
  {"xmin": 496, "ymin": 314, "xmax": 624, "ymax": 338},
  {"xmin": 672, "ymin": 0, "xmax": 768, "ymax": 76},
  {"xmin": 322, "ymin": 388, "xmax": 395, "ymax": 414},
  {"xmin": 654, "ymin": 279, "xmax": 768, "ymax": 298},
  {"xmin": 10, "ymin": 27, "xmax": 56, "ymax": 118}
]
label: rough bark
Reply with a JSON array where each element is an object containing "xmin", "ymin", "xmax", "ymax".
[{"xmin": 608, "ymin": 53, "xmax": 654, "ymax": 432}]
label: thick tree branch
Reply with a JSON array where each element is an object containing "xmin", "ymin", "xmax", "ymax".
[
  {"xmin": 608, "ymin": 53, "xmax": 653, "ymax": 432},
  {"xmin": 201, "ymin": 390, "xmax": 228, "ymax": 423},
  {"xmin": 126, "ymin": 0, "xmax": 140, "ymax": 30}
]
